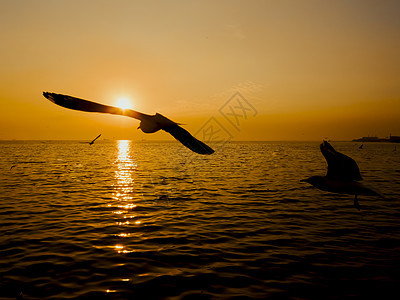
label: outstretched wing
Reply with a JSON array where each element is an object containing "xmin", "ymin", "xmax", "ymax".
[
  {"xmin": 320, "ymin": 141, "xmax": 362, "ymax": 181},
  {"xmin": 90, "ymin": 134, "xmax": 101, "ymax": 144},
  {"xmin": 163, "ymin": 124, "xmax": 214, "ymax": 155},
  {"xmin": 43, "ymin": 92, "xmax": 148, "ymax": 120}
]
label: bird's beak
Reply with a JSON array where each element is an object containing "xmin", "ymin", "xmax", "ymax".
[{"xmin": 300, "ymin": 179, "xmax": 307, "ymax": 183}]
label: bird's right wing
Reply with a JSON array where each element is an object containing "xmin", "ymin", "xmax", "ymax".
[
  {"xmin": 43, "ymin": 92, "xmax": 148, "ymax": 120},
  {"xmin": 162, "ymin": 124, "xmax": 214, "ymax": 155},
  {"xmin": 320, "ymin": 141, "xmax": 362, "ymax": 181}
]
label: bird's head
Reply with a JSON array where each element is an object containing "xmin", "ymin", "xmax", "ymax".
[
  {"xmin": 137, "ymin": 119, "xmax": 160, "ymax": 133},
  {"xmin": 300, "ymin": 176, "xmax": 325, "ymax": 188},
  {"xmin": 137, "ymin": 113, "xmax": 178, "ymax": 133}
]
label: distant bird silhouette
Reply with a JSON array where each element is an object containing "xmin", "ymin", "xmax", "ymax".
[
  {"xmin": 89, "ymin": 134, "xmax": 101, "ymax": 145},
  {"xmin": 359, "ymin": 144, "xmax": 363, "ymax": 149},
  {"xmin": 43, "ymin": 92, "xmax": 214, "ymax": 155},
  {"xmin": 301, "ymin": 141, "xmax": 383, "ymax": 210}
]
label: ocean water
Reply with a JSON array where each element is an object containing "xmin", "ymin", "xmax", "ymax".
[{"xmin": 0, "ymin": 140, "xmax": 399, "ymax": 299}]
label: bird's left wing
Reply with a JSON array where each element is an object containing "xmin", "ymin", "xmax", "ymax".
[
  {"xmin": 163, "ymin": 124, "xmax": 214, "ymax": 155},
  {"xmin": 43, "ymin": 92, "xmax": 148, "ymax": 120},
  {"xmin": 320, "ymin": 141, "xmax": 362, "ymax": 181}
]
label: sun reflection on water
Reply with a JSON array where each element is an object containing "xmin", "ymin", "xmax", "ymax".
[
  {"xmin": 112, "ymin": 140, "xmax": 138, "ymax": 254},
  {"xmin": 113, "ymin": 140, "xmax": 136, "ymax": 201},
  {"xmin": 113, "ymin": 140, "xmax": 136, "ymax": 202}
]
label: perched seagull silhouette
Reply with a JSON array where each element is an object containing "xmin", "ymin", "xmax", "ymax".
[
  {"xmin": 301, "ymin": 141, "xmax": 383, "ymax": 210},
  {"xmin": 43, "ymin": 92, "xmax": 214, "ymax": 155},
  {"xmin": 89, "ymin": 134, "xmax": 101, "ymax": 145}
]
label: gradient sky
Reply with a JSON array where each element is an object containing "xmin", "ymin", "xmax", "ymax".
[{"xmin": 1, "ymin": 0, "xmax": 399, "ymax": 141}]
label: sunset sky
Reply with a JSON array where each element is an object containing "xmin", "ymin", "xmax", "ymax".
[{"xmin": 1, "ymin": 0, "xmax": 399, "ymax": 141}]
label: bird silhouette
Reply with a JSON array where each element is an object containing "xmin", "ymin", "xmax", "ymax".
[
  {"xmin": 89, "ymin": 134, "xmax": 101, "ymax": 145},
  {"xmin": 301, "ymin": 141, "xmax": 383, "ymax": 210},
  {"xmin": 43, "ymin": 92, "xmax": 214, "ymax": 155}
]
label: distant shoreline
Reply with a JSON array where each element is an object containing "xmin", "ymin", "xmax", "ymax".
[
  {"xmin": 0, "ymin": 139, "xmax": 398, "ymax": 143},
  {"xmin": 352, "ymin": 136, "xmax": 400, "ymax": 143}
]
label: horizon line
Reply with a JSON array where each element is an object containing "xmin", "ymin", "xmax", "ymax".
[{"xmin": 0, "ymin": 139, "xmax": 369, "ymax": 143}]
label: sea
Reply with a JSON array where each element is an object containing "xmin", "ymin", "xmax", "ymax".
[{"xmin": 0, "ymin": 140, "xmax": 399, "ymax": 299}]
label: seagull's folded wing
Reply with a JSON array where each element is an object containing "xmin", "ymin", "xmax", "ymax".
[
  {"xmin": 163, "ymin": 124, "xmax": 214, "ymax": 155},
  {"xmin": 320, "ymin": 141, "xmax": 362, "ymax": 181}
]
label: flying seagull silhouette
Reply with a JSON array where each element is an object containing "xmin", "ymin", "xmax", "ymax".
[
  {"xmin": 301, "ymin": 141, "xmax": 383, "ymax": 210},
  {"xmin": 89, "ymin": 134, "xmax": 101, "ymax": 145},
  {"xmin": 43, "ymin": 92, "xmax": 214, "ymax": 155}
]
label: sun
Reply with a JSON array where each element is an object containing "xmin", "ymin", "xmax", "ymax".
[{"xmin": 115, "ymin": 97, "xmax": 132, "ymax": 110}]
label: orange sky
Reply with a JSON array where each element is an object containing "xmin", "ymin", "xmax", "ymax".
[{"xmin": 1, "ymin": 0, "xmax": 399, "ymax": 141}]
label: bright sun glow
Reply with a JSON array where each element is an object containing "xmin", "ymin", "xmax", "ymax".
[{"xmin": 115, "ymin": 97, "xmax": 132, "ymax": 110}]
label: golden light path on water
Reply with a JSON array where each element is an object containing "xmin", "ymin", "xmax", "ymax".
[{"xmin": 112, "ymin": 140, "xmax": 139, "ymax": 256}]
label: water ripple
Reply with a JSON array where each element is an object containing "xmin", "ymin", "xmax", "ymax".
[{"xmin": 0, "ymin": 141, "xmax": 399, "ymax": 299}]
